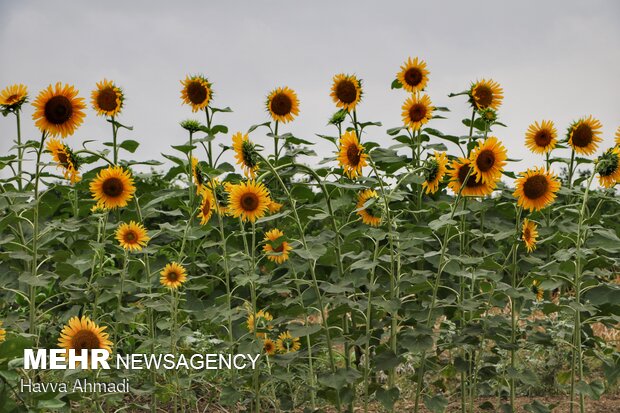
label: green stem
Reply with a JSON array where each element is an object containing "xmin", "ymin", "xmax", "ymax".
[
  {"xmin": 16, "ymin": 111, "xmax": 23, "ymax": 191},
  {"xmin": 509, "ymin": 207, "xmax": 523, "ymax": 411},
  {"xmin": 111, "ymin": 115, "xmax": 118, "ymax": 165},
  {"xmin": 273, "ymin": 121, "xmax": 279, "ymax": 163},
  {"xmin": 204, "ymin": 108, "xmax": 214, "ymax": 168}
]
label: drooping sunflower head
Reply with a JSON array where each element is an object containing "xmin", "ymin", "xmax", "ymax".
[
  {"xmin": 90, "ymin": 166, "xmax": 136, "ymax": 209},
  {"xmin": 57, "ymin": 316, "xmax": 113, "ymax": 362},
  {"xmin": 522, "ymin": 218, "xmax": 538, "ymax": 253},
  {"xmin": 198, "ymin": 189, "xmax": 215, "ymax": 225},
  {"xmin": 525, "ymin": 120, "xmax": 557, "ymax": 155},
  {"xmin": 91, "ymin": 79, "xmax": 124, "ymax": 117},
  {"xmin": 330, "ymin": 73, "xmax": 363, "ymax": 111},
  {"xmin": 402, "ymin": 93, "xmax": 434, "ymax": 130},
  {"xmin": 531, "ymin": 280, "xmax": 544, "ymax": 302},
  {"xmin": 513, "ymin": 167, "xmax": 561, "ymax": 212},
  {"xmin": 115, "ymin": 221, "xmax": 149, "ymax": 252},
  {"xmin": 0, "ymin": 321, "xmax": 6, "ymax": 343},
  {"xmin": 232, "ymin": 132, "xmax": 260, "ymax": 178},
  {"xmin": 396, "ymin": 57, "xmax": 430, "ymax": 93},
  {"xmin": 247, "ymin": 310, "xmax": 273, "ymax": 339},
  {"xmin": 422, "ymin": 151, "xmax": 449, "ymax": 195},
  {"xmin": 160, "ymin": 262, "xmax": 187, "ymax": 290},
  {"xmin": 191, "ymin": 157, "xmax": 207, "ymax": 193},
  {"xmin": 469, "ymin": 79, "xmax": 503, "ymax": 111},
  {"xmin": 337, "ymin": 130, "xmax": 368, "ymax": 179},
  {"xmin": 266, "ymin": 86, "xmax": 299, "ymax": 123},
  {"xmin": 263, "ymin": 228, "xmax": 293, "ymax": 264},
  {"xmin": 32, "ymin": 82, "xmax": 86, "ymax": 137},
  {"xmin": 208, "ymin": 178, "xmax": 231, "ymax": 215},
  {"xmin": 180, "ymin": 74, "xmax": 212, "ymax": 112},
  {"xmin": 567, "ymin": 115, "xmax": 603, "ymax": 156},
  {"xmin": 263, "ymin": 338, "xmax": 276, "ymax": 356},
  {"xmin": 447, "ymin": 158, "xmax": 496, "ymax": 197},
  {"xmin": 356, "ymin": 189, "xmax": 382, "ymax": 227},
  {"xmin": 46, "ymin": 138, "xmax": 81, "ymax": 184},
  {"xmin": 228, "ymin": 180, "xmax": 271, "ymax": 222},
  {"xmin": 596, "ymin": 147, "xmax": 620, "ymax": 188},
  {"xmin": 276, "ymin": 331, "xmax": 301, "ymax": 354},
  {"xmin": 469, "ymin": 136, "xmax": 507, "ymax": 184},
  {"xmin": 0, "ymin": 84, "xmax": 28, "ymax": 111}
]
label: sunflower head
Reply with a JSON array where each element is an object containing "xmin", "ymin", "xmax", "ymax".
[
  {"xmin": 0, "ymin": 321, "xmax": 6, "ymax": 343},
  {"xmin": 263, "ymin": 338, "xmax": 276, "ymax": 356},
  {"xmin": 330, "ymin": 74, "xmax": 363, "ymax": 111},
  {"xmin": 266, "ymin": 86, "xmax": 299, "ymax": 123},
  {"xmin": 525, "ymin": 120, "xmax": 557, "ymax": 154},
  {"xmin": 91, "ymin": 79, "xmax": 124, "ymax": 117},
  {"xmin": 522, "ymin": 218, "xmax": 538, "ymax": 253},
  {"xmin": 160, "ymin": 262, "xmax": 187, "ymax": 290},
  {"xmin": 90, "ymin": 166, "xmax": 136, "ymax": 209},
  {"xmin": 567, "ymin": 116, "xmax": 603, "ymax": 156},
  {"xmin": 513, "ymin": 167, "xmax": 561, "ymax": 212},
  {"xmin": 337, "ymin": 130, "xmax": 368, "ymax": 179},
  {"xmin": 396, "ymin": 57, "xmax": 430, "ymax": 93},
  {"xmin": 479, "ymin": 108, "xmax": 498, "ymax": 125},
  {"xmin": 115, "ymin": 221, "xmax": 149, "ymax": 252},
  {"xmin": 247, "ymin": 310, "xmax": 273, "ymax": 339},
  {"xmin": 276, "ymin": 331, "xmax": 301, "ymax": 353},
  {"xmin": 191, "ymin": 157, "xmax": 208, "ymax": 193},
  {"xmin": 228, "ymin": 180, "xmax": 271, "ymax": 222},
  {"xmin": 329, "ymin": 109, "xmax": 348, "ymax": 126},
  {"xmin": 198, "ymin": 189, "xmax": 215, "ymax": 225},
  {"xmin": 596, "ymin": 147, "xmax": 620, "ymax": 188},
  {"xmin": 469, "ymin": 136, "xmax": 507, "ymax": 184},
  {"xmin": 181, "ymin": 74, "xmax": 212, "ymax": 112},
  {"xmin": 615, "ymin": 126, "xmax": 620, "ymax": 146},
  {"xmin": 0, "ymin": 84, "xmax": 28, "ymax": 112},
  {"xmin": 207, "ymin": 178, "xmax": 232, "ymax": 215},
  {"xmin": 531, "ymin": 280, "xmax": 544, "ymax": 302},
  {"xmin": 422, "ymin": 151, "xmax": 449, "ymax": 194},
  {"xmin": 46, "ymin": 138, "xmax": 81, "ymax": 184},
  {"xmin": 356, "ymin": 189, "xmax": 382, "ymax": 227},
  {"xmin": 57, "ymin": 316, "xmax": 113, "ymax": 364},
  {"xmin": 180, "ymin": 119, "xmax": 202, "ymax": 133},
  {"xmin": 263, "ymin": 228, "xmax": 293, "ymax": 264},
  {"xmin": 447, "ymin": 158, "xmax": 496, "ymax": 197},
  {"xmin": 469, "ymin": 79, "xmax": 503, "ymax": 111},
  {"xmin": 32, "ymin": 82, "xmax": 86, "ymax": 137},
  {"xmin": 232, "ymin": 132, "xmax": 260, "ymax": 178},
  {"xmin": 402, "ymin": 93, "xmax": 434, "ymax": 130}
]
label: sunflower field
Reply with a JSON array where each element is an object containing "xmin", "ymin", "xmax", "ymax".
[{"xmin": 0, "ymin": 59, "xmax": 619, "ymax": 413}]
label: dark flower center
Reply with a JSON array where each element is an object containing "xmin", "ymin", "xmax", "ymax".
[
  {"xmin": 102, "ymin": 177, "xmax": 124, "ymax": 198},
  {"xmin": 346, "ymin": 144, "xmax": 361, "ymax": 165},
  {"xmin": 7, "ymin": 94, "xmax": 19, "ymax": 104},
  {"xmin": 58, "ymin": 151, "xmax": 70, "ymax": 167},
  {"xmin": 241, "ymin": 193, "xmax": 259, "ymax": 211},
  {"xmin": 523, "ymin": 228, "xmax": 531, "ymax": 240},
  {"xmin": 404, "ymin": 67, "xmax": 423, "ymax": 87},
  {"xmin": 408, "ymin": 103, "xmax": 427, "ymax": 123},
  {"xmin": 476, "ymin": 149, "xmax": 495, "ymax": 172},
  {"xmin": 70, "ymin": 330, "xmax": 101, "ymax": 351},
  {"xmin": 97, "ymin": 88, "xmax": 119, "ymax": 112},
  {"xmin": 270, "ymin": 93, "xmax": 292, "ymax": 116},
  {"xmin": 335, "ymin": 79, "xmax": 357, "ymax": 104},
  {"xmin": 474, "ymin": 85, "xmax": 493, "ymax": 108},
  {"xmin": 187, "ymin": 81, "xmax": 208, "ymax": 105},
  {"xmin": 458, "ymin": 164, "xmax": 484, "ymax": 188},
  {"xmin": 571, "ymin": 123, "xmax": 592, "ymax": 148},
  {"xmin": 44, "ymin": 95, "xmax": 73, "ymax": 125},
  {"xmin": 202, "ymin": 198, "xmax": 212, "ymax": 215},
  {"xmin": 523, "ymin": 175, "xmax": 548, "ymax": 199},
  {"xmin": 167, "ymin": 271, "xmax": 179, "ymax": 282},
  {"xmin": 273, "ymin": 243, "xmax": 285, "ymax": 253},
  {"xmin": 534, "ymin": 130, "xmax": 552, "ymax": 147},
  {"xmin": 124, "ymin": 230, "xmax": 137, "ymax": 243}
]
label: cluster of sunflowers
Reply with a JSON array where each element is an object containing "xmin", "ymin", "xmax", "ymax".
[{"xmin": 247, "ymin": 309, "xmax": 301, "ymax": 356}]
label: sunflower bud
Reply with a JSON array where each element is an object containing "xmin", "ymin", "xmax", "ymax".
[{"xmin": 180, "ymin": 119, "xmax": 202, "ymax": 133}]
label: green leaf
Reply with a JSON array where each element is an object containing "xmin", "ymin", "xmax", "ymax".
[
  {"xmin": 424, "ymin": 394, "xmax": 449, "ymax": 413},
  {"xmin": 376, "ymin": 387, "xmax": 400, "ymax": 410},
  {"xmin": 575, "ymin": 380, "xmax": 604, "ymax": 399},
  {"xmin": 390, "ymin": 79, "xmax": 403, "ymax": 89},
  {"xmin": 524, "ymin": 400, "xmax": 553, "ymax": 413},
  {"xmin": 318, "ymin": 368, "xmax": 362, "ymax": 390},
  {"xmin": 119, "ymin": 139, "xmax": 140, "ymax": 153}
]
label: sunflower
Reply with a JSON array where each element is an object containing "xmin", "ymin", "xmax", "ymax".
[
  {"xmin": 525, "ymin": 120, "xmax": 557, "ymax": 154},
  {"xmin": 401, "ymin": 93, "xmax": 434, "ymax": 130},
  {"xmin": 330, "ymin": 73, "xmax": 363, "ymax": 111},
  {"xmin": 337, "ymin": 130, "xmax": 368, "ymax": 179},
  {"xmin": 567, "ymin": 116, "xmax": 603, "ymax": 156},
  {"xmin": 160, "ymin": 262, "xmax": 187, "ymax": 290},
  {"xmin": 198, "ymin": 189, "xmax": 215, "ymax": 225},
  {"xmin": 115, "ymin": 221, "xmax": 149, "ymax": 252},
  {"xmin": 0, "ymin": 321, "xmax": 6, "ymax": 343},
  {"xmin": 469, "ymin": 137, "xmax": 507, "ymax": 184},
  {"xmin": 276, "ymin": 331, "xmax": 301, "ymax": 353},
  {"xmin": 469, "ymin": 79, "xmax": 503, "ymax": 111},
  {"xmin": 90, "ymin": 166, "xmax": 136, "ymax": 209},
  {"xmin": 615, "ymin": 126, "xmax": 620, "ymax": 146},
  {"xmin": 356, "ymin": 189, "xmax": 382, "ymax": 227},
  {"xmin": 32, "ymin": 82, "xmax": 86, "ymax": 137},
  {"xmin": 91, "ymin": 79, "xmax": 123, "ymax": 117},
  {"xmin": 46, "ymin": 138, "xmax": 81, "ymax": 184},
  {"xmin": 228, "ymin": 180, "xmax": 271, "ymax": 222},
  {"xmin": 266, "ymin": 86, "xmax": 299, "ymax": 123},
  {"xmin": 596, "ymin": 147, "xmax": 620, "ymax": 188},
  {"xmin": 396, "ymin": 57, "xmax": 430, "ymax": 93},
  {"xmin": 0, "ymin": 84, "xmax": 28, "ymax": 110},
  {"xmin": 447, "ymin": 158, "xmax": 496, "ymax": 197},
  {"xmin": 263, "ymin": 338, "xmax": 276, "ymax": 356},
  {"xmin": 247, "ymin": 310, "xmax": 273, "ymax": 339},
  {"xmin": 532, "ymin": 280, "xmax": 544, "ymax": 302},
  {"xmin": 513, "ymin": 167, "xmax": 561, "ymax": 211},
  {"xmin": 57, "ymin": 316, "xmax": 113, "ymax": 361},
  {"xmin": 180, "ymin": 74, "xmax": 212, "ymax": 112},
  {"xmin": 232, "ymin": 132, "xmax": 260, "ymax": 178},
  {"xmin": 263, "ymin": 228, "xmax": 293, "ymax": 264},
  {"xmin": 522, "ymin": 218, "xmax": 538, "ymax": 253},
  {"xmin": 422, "ymin": 151, "xmax": 449, "ymax": 194},
  {"xmin": 207, "ymin": 179, "xmax": 232, "ymax": 215},
  {"xmin": 267, "ymin": 200, "xmax": 283, "ymax": 214},
  {"xmin": 191, "ymin": 157, "xmax": 207, "ymax": 193}
]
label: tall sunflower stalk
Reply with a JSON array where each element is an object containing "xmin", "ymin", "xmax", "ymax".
[{"xmin": 508, "ymin": 206, "xmax": 523, "ymax": 411}]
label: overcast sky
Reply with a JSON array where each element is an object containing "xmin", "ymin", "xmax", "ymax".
[{"xmin": 1, "ymin": 0, "xmax": 619, "ymax": 180}]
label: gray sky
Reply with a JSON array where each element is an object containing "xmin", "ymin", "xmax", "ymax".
[{"xmin": 1, "ymin": 0, "xmax": 619, "ymax": 179}]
